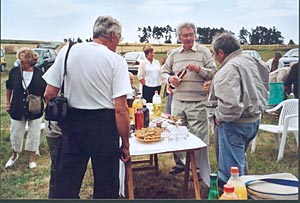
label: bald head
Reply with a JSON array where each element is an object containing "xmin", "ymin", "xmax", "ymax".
[{"xmin": 128, "ymin": 72, "xmax": 134, "ymax": 86}]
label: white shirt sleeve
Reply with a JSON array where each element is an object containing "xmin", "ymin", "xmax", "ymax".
[
  {"xmin": 42, "ymin": 45, "xmax": 68, "ymax": 88},
  {"xmin": 112, "ymin": 55, "xmax": 132, "ymax": 99}
]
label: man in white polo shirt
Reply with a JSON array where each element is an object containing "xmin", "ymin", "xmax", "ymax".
[{"xmin": 43, "ymin": 16, "xmax": 131, "ymax": 199}]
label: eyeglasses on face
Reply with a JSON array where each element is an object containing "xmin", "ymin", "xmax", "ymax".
[{"xmin": 180, "ymin": 33, "xmax": 195, "ymax": 38}]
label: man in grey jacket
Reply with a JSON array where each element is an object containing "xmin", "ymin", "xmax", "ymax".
[{"xmin": 207, "ymin": 33, "xmax": 269, "ymax": 186}]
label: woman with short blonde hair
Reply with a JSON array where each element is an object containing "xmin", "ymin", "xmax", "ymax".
[{"xmin": 5, "ymin": 48, "xmax": 46, "ymax": 169}]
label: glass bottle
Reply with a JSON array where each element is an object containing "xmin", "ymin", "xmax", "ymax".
[
  {"xmin": 207, "ymin": 173, "xmax": 219, "ymax": 200},
  {"xmin": 142, "ymin": 103, "xmax": 149, "ymax": 128},
  {"xmin": 170, "ymin": 68, "xmax": 187, "ymax": 89},
  {"xmin": 219, "ymin": 184, "xmax": 238, "ymax": 200},
  {"xmin": 127, "ymin": 94, "xmax": 134, "ymax": 121},
  {"xmin": 227, "ymin": 166, "xmax": 247, "ymax": 200}
]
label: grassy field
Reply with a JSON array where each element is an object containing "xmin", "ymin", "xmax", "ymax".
[{"xmin": 0, "ymin": 46, "xmax": 298, "ymax": 200}]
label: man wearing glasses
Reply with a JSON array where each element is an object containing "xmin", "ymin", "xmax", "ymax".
[{"xmin": 161, "ymin": 22, "xmax": 217, "ymax": 187}]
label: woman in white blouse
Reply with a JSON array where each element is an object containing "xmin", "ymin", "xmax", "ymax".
[{"xmin": 137, "ymin": 45, "xmax": 161, "ymax": 103}]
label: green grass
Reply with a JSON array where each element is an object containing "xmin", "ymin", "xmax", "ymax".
[{"xmin": 0, "ymin": 47, "xmax": 298, "ymax": 199}]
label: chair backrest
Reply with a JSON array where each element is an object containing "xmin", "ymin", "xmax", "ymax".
[
  {"xmin": 278, "ymin": 99, "xmax": 299, "ymax": 126},
  {"xmin": 289, "ymin": 115, "xmax": 298, "ymax": 130}
]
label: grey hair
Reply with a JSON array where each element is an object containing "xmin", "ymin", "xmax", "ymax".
[
  {"xmin": 176, "ymin": 22, "xmax": 197, "ymax": 36},
  {"xmin": 212, "ymin": 32, "xmax": 240, "ymax": 55},
  {"xmin": 93, "ymin": 16, "xmax": 122, "ymax": 39}
]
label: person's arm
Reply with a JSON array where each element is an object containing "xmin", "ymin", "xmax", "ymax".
[
  {"xmin": 44, "ymin": 84, "xmax": 60, "ymax": 103},
  {"xmin": 6, "ymin": 89, "xmax": 12, "ymax": 112},
  {"xmin": 214, "ymin": 68, "xmax": 243, "ymax": 122},
  {"xmin": 114, "ymin": 95, "xmax": 130, "ymax": 163}
]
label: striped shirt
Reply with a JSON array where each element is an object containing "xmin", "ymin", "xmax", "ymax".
[{"xmin": 161, "ymin": 43, "xmax": 217, "ymax": 101}]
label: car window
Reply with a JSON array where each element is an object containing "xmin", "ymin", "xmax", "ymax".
[
  {"xmin": 34, "ymin": 50, "xmax": 43, "ymax": 58},
  {"xmin": 44, "ymin": 51, "xmax": 51, "ymax": 58},
  {"xmin": 49, "ymin": 49, "xmax": 57, "ymax": 57}
]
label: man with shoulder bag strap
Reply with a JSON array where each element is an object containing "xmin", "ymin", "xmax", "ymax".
[{"xmin": 42, "ymin": 16, "xmax": 131, "ymax": 199}]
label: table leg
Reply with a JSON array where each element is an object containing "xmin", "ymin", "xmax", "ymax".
[
  {"xmin": 187, "ymin": 151, "xmax": 201, "ymax": 199},
  {"xmin": 154, "ymin": 154, "xmax": 159, "ymax": 176},
  {"xmin": 183, "ymin": 151, "xmax": 191, "ymax": 198},
  {"xmin": 149, "ymin": 154, "xmax": 154, "ymax": 165},
  {"xmin": 125, "ymin": 159, "xmax": 134, "ymax": 199}
]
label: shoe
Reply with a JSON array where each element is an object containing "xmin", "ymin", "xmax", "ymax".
[
  {"xmin": 29, "ymin": 162, "xmax": 37, "ymax": 169},
  {"xmin": 5, "ymin": 154, "xmax": 19, "ymax": 168},
  {"xmin": 169, "ymin": 166, "xmax": 185, "ymax": 175}
]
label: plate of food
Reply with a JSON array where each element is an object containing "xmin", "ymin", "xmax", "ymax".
[{"xmin": 134, "ymin": 127, "xmax": 162, "ymax": 142}]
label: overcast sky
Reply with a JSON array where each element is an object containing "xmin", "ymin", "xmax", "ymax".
[{"xmin": 1, "ymin": 0, "xmax": 299, "ymax": 44}]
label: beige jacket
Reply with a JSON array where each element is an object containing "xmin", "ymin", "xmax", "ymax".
[{"xmin": 207, "ymin": 49, "xmax": 269, "ymax": 125}]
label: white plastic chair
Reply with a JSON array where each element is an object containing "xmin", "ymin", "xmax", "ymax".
[{"xmin": 251, "ymin": 99, "xmax": 298, "ymax": 161}]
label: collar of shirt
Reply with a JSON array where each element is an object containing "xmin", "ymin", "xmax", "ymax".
[{"xmin": 179, "ymin": 43, "xmax": 197, "ymax": 53}]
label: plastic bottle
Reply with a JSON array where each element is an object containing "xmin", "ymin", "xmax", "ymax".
[
  {"xmin": 287, "ymin": 93, "xmax": 295, "ymax": 99},
  {"xmin": 219, "ymin": 184, "xmax": 238, "ymax": 200},
  {"xmin": 132, "ymin": 96, "xmax": 140, "ymax": 124},
  {"xmin": 135, "ymin": 107, "xmax": 144, "ymax": 130},
  {"xmin": 207, "ymin": 173, "xmax": 219, "ymax": 200},
  {"xmin": 152, "ymin": 90, "xmax": 162, "ymax": 118},
  {"xmin": 227, "ymin": 166, "xmax": 247, "ymax": 200}
]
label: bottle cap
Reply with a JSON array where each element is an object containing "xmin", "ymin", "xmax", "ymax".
[
  {"xmin": 223, "ymin": 184, "xmax": 235, "ymax": 193},
  {"xmin": 230, "ymin": 166, "xmax": 239, "ymax": 174},
  {"xmin": 210, "ymin": 173, "xmax": 218, "ymax": 179}
]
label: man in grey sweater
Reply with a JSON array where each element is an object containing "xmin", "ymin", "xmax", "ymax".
[{"xmin": 161, "ymin": 22, "xmax": 217, "ymax": 186}]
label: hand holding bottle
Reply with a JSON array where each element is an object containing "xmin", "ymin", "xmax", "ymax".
[{"xmin": 169, "ymin": 68, "xmax": 187, "ymax": 89}]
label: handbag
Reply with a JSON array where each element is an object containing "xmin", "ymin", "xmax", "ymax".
[
  {"xmin": 20, "ymin": 69, "xmax": 42, "ymax": 114},
  {"xmin": 27, "ymin": 94, "xmax": 42, "ymax": 114},
  {"xmin": 45, "ymin": 42, "xmax": 75, "ymax": 123}
]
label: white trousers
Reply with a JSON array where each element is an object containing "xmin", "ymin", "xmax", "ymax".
[{"xmin": 10, "ymin": 117, "xmax": 42, "ymax": 153}]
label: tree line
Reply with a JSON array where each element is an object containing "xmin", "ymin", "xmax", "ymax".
[
  {"xmin": 64, "ymin": 25, "xmax": 296, "ymax": 45},
  {"xmin": 137, "ymin": 25, "xmax": 295, "ymax": 45}
]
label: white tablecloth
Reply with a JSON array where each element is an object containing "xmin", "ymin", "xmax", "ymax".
[{"xmin": 119, "ymin": 133, "xmax": 207, "ymax": 196}]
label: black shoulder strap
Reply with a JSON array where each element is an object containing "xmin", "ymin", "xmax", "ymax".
[{"xmin": 61, "ymin": 42, "xmax": 76, "ymax": 96}]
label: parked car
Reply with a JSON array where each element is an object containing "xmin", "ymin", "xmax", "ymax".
[
  {"xmin": 123, "ymin": 52, "xmax": 146, "ymax": 74},
  {"xmin": 280, "ymin": 48, "xmax": 299, "ymax": 67},
  {"xmin": 14, "ymin": 48, "xmax": 57, "ymax": 72},
  {"xmin": 242, "ymin": 50, "xmax": 262, "ymax": 60},
  {"xmin": 0, "ymin": 47, "xmax": 6, "ymax": 72}
]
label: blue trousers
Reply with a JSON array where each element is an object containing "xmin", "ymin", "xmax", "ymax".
[{"xmin": 217, "ymin": 120, "xmax": 259, "ymax": 183}]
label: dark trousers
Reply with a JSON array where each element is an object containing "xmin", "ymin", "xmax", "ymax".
[
  {"xmin": 142, "ymin": 85, "xmax": 161, "ymax": 103},
  {"xmin": 46, "ymin": 136, "xmax": 62, "ymax": 198},
  {"xmin": 53, "ymin": 108, "xmax": 120, "ymax": 199}
]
